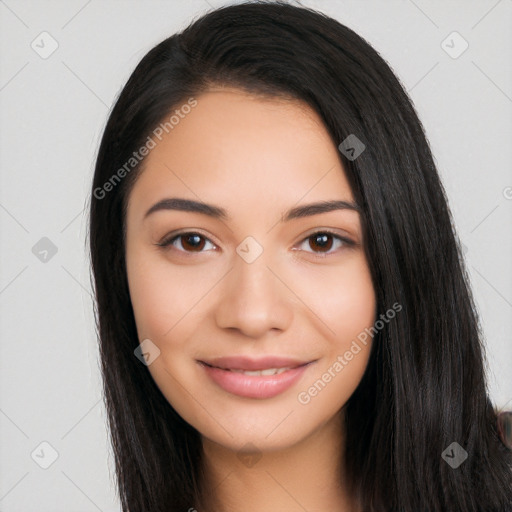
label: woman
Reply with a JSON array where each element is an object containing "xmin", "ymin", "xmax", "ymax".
[{"xmin": 88, "ymin": 2, "xmax": 512, "ymax": 510}]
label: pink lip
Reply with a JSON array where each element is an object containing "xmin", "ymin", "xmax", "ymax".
[{"xmin": 198, "ymin": 356, "xmax": 315, "ymax": 399}]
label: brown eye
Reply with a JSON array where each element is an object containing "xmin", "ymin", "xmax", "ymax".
[
  {"xmin": 308, "ymin": 232, "xmax": 334, "ymax": 252},
  {"xmin": 298, "ymin": 231, "xmax": 353, "ymax": 256},
  {"xmin": 180, "ymin": 233, "xmax": 206, "ymax": 252},
  {"xmin": 158, "ymin": 232, "xmax": 216, "ymax": 253}
]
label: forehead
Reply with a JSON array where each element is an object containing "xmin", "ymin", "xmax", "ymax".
[{"xmin": 126, "ymin": 88, "xmax": 354, "ymax": 219}]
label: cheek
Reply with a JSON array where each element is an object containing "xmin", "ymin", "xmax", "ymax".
[
  {"xmin": 295, "ymin": 258, "xmax": 376, "ymax": 405},
  {"xmin": 126, "ymin": 254, "xmax": 209, "ymax": 418},
  {"xmin": 301, "ymin": 254, "xmax": 376, "ymax": 346},
  {"xmin": 126, "ymin": 250, "xmax": 216, "ymax": 340},
  {"xmin": 334, "ymin": 262, "xmax": 376, "ymax": 344}
]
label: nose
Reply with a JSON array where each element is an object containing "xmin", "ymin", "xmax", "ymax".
[{"xmin": 214, "ymin": 248, "xmax": 293, "ymax": 339}]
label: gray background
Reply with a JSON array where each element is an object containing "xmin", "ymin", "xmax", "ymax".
[{"xmin": 0, "ymin": 0, "xmax": 511, "ymax": 510}]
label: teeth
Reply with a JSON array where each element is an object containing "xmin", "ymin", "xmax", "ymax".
[{"xmin": 229, "ymin": 367, "xmax": 292, "ymax": 376}]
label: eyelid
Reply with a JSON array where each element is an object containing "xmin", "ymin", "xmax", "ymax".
[
  {"xmin": 299, "ymin": 227, "xmax": 354, "ymax": 243},
  {"xmin": 156, "ymin": 229, "xmax": 219, "ymax": 250},
  {"xmin": 294, "ymin": 229, "xmax": 355, "ymax": 256}
]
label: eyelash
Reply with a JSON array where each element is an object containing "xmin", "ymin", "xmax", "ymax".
[{"xmin": 156, "ymin": 230, "xmax": 354, "ymax": 258}]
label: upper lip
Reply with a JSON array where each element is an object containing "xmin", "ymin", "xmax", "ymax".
[{"xmin": 199, "ymin": 356, "xmax": 314, "ymax": 371}]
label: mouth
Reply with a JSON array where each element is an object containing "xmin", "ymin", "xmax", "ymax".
[
  {"xmin": 201, "ymin": 362, "xmax": 303, "ymax": 375},
  {"xmin": 197, "ymin": 356, "xmax": 316, "ymax": 399},
  {"xmin": 199, "ymin": 355, "xmax": 313, "ymax": 372},
  {"xmin": 207, "ymin": 365, "xmax": 297, "ymax": 376}
]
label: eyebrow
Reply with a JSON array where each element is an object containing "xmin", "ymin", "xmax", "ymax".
[{"xmin": 144, "ymin": 197, "xmax": 360, "ymax": 222}]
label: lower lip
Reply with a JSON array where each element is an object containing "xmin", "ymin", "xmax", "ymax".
[{"xmin": 199, "ymin": 362, "xmax": 313, "ymax": 399}]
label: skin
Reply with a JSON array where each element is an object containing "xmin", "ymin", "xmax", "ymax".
[{"xmin": 125, "ymin": 88, "xmax": 376, "ymax": 511}]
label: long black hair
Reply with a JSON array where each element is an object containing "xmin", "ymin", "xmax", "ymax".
[{"xmin": 88, "ymin": 2, "xmax": 512, "ymax": 510}]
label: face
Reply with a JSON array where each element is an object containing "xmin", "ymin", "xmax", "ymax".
[{"xmin": 125, "ymin": 88, "xmax": 376, "ymax": 453}]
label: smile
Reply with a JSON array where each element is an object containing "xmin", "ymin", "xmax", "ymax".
[{"xmin": 198, "ymin": 356, "xmax": 315, "ymax": 399}]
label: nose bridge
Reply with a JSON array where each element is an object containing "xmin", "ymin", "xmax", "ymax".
[{"xmin": 214, "ymin": 235, "xmax": 292, "ymax": 337}]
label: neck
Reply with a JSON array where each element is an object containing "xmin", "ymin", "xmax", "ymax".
[{"xmin": 195, "ymin": 411, "xmax": 359, "ymax": 512}]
